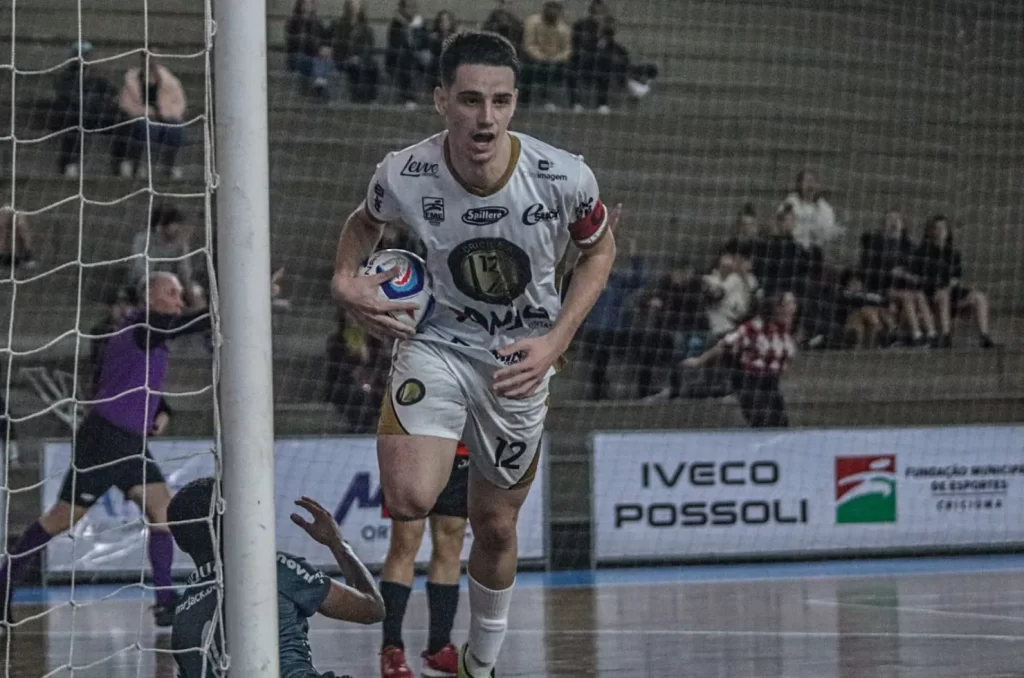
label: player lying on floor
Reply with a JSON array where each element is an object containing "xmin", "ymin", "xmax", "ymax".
[{"xmin": 168, "ymin": 477, "xmax": 385, "ymax": 678}]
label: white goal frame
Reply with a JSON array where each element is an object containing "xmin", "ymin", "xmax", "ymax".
[{"xmin": 212, "ymin": 0, "xmax": 280, "ymax": 675}]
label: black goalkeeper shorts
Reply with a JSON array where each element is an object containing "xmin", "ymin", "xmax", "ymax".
[{"xmin": 57, "ymin": 412, "xmax": 166, "ymax": 508}]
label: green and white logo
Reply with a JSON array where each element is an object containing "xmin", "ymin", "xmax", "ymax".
[{"xmin": 835, "ymin": 455, "xmax": 897, "ymax": 524}]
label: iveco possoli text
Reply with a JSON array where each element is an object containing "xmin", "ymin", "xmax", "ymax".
[{"xmin": 614, "ymin": 461, "xmax": 810, "ymax": 528}]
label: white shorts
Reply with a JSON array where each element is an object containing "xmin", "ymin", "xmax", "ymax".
[{"xmin": 378, "ymin": 339, "xmax": 548, "ymax": 489}]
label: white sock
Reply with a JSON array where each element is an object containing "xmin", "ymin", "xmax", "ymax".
[{"xmin": 465, "ymin": 573, "xmax": 514, "ymax": 677}]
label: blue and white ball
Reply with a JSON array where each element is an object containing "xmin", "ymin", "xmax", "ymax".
[{"xmin": 362, "ymin": 249, "xmax": 434, "ymax": 330}]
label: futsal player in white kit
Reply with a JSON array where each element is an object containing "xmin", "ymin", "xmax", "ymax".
[{"xmin": 331, "ymin": 31, "xmax": 619, "ymax": 677}]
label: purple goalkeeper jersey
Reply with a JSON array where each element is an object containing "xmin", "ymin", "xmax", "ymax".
[{"xmin": 91, "ymin": 310, "xmax": 170, "ymax": 436}]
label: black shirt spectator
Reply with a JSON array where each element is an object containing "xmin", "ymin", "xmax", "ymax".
[
  {"xmin": 50, "ymin": 42, "xmax": 119, "ymax": 176},
  {"xmin": 331, "ymin": 0, "xmax": 379, "ymax": 102},
  {"xmin": 427, "ymin": 11, "xmax": 458, "ymax": 91},
  {"xmin": 386, "ymin": 0, "xmax": 429, "ymax": 105},
  {"xmin": 286, "ymin": 0, "xmax": 331, "ymax": 64},
  {"xmin": 859, "ymin": 229, "xmax": 915, "ymax": 292},
  {"xmin": 482, "ymin": 0, "xmax": 524, "ymax": 49}
]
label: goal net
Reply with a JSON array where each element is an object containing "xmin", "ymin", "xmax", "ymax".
[
  {"xmin": 267, "ymin": 0, "xmax": 1023, "ymax": 574},
  {"xmin": 2, "ymin": 0, "xmax": 221, "ymax": 675},
  {"xmin": 1, "ymin": 0, "xmax": 1023, "ymax": 675}
]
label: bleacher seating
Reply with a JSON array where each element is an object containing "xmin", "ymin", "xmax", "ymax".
[{"xmin": 2, "ymin": 0, "xmax": 1023, "ymax": 524}]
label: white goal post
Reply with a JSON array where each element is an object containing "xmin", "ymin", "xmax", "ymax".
[{"xmin": 212, "ymin": 0, "xmax": 280, "ymax": 675}]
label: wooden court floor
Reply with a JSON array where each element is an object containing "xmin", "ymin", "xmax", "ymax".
[{"xmin": 4, "ymin": 562, "xmax": 1024, "ymax": 677}]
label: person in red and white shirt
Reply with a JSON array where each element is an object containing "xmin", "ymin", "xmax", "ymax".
[{"xmin": 683, "ymin": 291, "xmax": 798, "ymax": 428}]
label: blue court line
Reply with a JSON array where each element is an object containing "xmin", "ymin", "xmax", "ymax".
[{"xmin": 15, "ymin": 553, "xmax": 1024, "ymax": 605}]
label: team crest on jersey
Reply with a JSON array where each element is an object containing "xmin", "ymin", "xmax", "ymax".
[
  {"xmin": 421, "ymin": 197, "xmax": 445, "ymax": 225},
  {"xmin": 462, "ymin": 207, "xmax": 509, "ymax": 226},
  {"xmin": 396, "ymin": 378, "xmax": 426, "ymax": 406},
  {"xmin": 448, "ymin": 237, "xmax": 532, "ymax": 304}
]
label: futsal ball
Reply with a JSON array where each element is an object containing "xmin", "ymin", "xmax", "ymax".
[{"xmin": 361, "ymin": 248, "xmax": 434, "ymax": 330}]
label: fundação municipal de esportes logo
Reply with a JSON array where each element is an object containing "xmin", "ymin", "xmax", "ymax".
[{"xmin": 835, "ymin": 455, "xmax": 897, "ymax": 524}]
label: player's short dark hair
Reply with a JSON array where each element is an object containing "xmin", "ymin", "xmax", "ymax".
[
  {"xmin": 150, "ymin": 203, "xmax": 185, "ymax": 231},
  {"xmin": 439, "ymin": 30, "xmax": 520, "ymax": 88},
  {"xmin": 168, "ymin": 476, "xmax": 219, "ymax": 565}
]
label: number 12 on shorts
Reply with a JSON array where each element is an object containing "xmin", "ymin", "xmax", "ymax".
[{"xmin": 494, "ymin": 436, "xmax": 527, "ymax": 470}]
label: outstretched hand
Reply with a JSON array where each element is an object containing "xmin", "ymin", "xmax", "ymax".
[
  {"xmin": 331, "ymin": 267, "xmax": 418, "ymax": 340},
  {"xmin": 290, "ymin": 496, "xmax": 344, "ymax": 547}
]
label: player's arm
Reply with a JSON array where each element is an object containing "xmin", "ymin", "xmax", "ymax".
[
  {"xmin": 329, "ymin": 161, "xmax": 417, "ymax": 340},
  {"xmin": 135, "ymin": 309, "xmax": 211, "ymax": 349},
  {"xmin": 318, "ymin": 539, "xmax": 386, "ymax": 625},
  {"xmin": 549, "ymin": 215, "xmax": 617, "ymax": 350},
  {"xmin": 289, "ymin": 496, "xmax": 385, "ymax": 625},
  {"xmin": 493, "ymin": 165, "xmax": 620, "ymax": 398}
]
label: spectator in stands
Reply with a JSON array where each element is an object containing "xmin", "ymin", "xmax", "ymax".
[
  {"xmin": 684, "ymin": 291, "xmax": 798, "ymax": 428},
  {"xmin": 568, "ymin": 2, "xmax": 629, "ymax": 114},
  {"xmin": 836, "ymin": 269, "xmax": 890, "ymax": 349},
  {"xmin": 914, "ymin": 215, "xmax": 995, "ymax": 349},
  {"xmin": 427, "ymin": 11, "xmax": 459, "ymax": 91},
  {"xmin": 286, "ymin": 0, "xmax": 334, "ymax": 99},
  {"xmin": 324, "ymin": 309, "xmax": 388, "ymax": 432},
  {"xmin": 721, "ymin": 202, "xmax": 762, "ymax": 261},
  {"xmin": 522, "ymin": 1, "xmax": 572, "ymax": 110},
  {"xmin": 755, "ymin": 204, "xmax": 832, "ymax": 343},
  {"xmin": 50, "ymin": 42, "xmax": 119, "ymax": 178},
  {"xmin": 386, "ymin": 0, "xmax": 429, "ymax": 108},
  {"xmin": 577, "ymin": 237, "xmax": 645, "ymax": 400},
  {"xmin": 0, "ymin": 206, "xmax": 37, "ymax": 270},
  {"xmin": 114, "ymin": 55, "xmax": 186, "ymax": 180},
  {"xmin": 131, "ymin": 204, "xmax": 201, "ymax": 308},
  {"xmin": 703, "ymin": 253, "xmax": 757, "ymax": 340},
  {"xmin": 634, "ymin": 256, "xmax": 705, "ymax": 399},
  {"xmin": 331, "ymin": 0, "xmax": 379, "ymax": 103},
  {"xmin": 780, "ymin": 169, "xmax": 842, "ymax": 249},
  {"xmin": 860, "ymin": 210, "xmax": 936, "ymax": 346},
  {"xmin": 482, "ymin": 0, "xmax": 524, "ymax": 50}
]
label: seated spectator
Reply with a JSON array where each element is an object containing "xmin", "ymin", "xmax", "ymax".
[
  {"xmin": 914, "ymin": 215, "xmax": 995, "ymax": 349},
  {"xmin": 578, "ymin": 237, "xmax": 645, "ymax": 400},
  {"xmin": 331, "ymin": 0, "xmax": 379, "ymax": 103},
  {"xmin": 386, "ymin": 0, "xmax": 429, "ymax": 107},
  {"xmin": 568, "ymin": 2, "xmax": 628, "ymax": 114},
  {"xmin": 286, "ymin": 0, "xmax": 334, "ymax": 99},
  {"xmin": 633, "ymin": 257, "xmax": 705, "ymax": 399},
  {"xmin": 522, "ymin": 1, "xmax": 572, "ymax": 110},
  {"xmin": 0, "ymin": 206, "xmax": 37, "ymax": 270},
  {"xmin": 684, "ymin": 291, "xmax": 798, "ymax": 428},
  {"xmin": 49, "ymin": 42, "xmax": 119, "ymax": 178},
  {"xmin": 721, "ymin": 202, "xmax": 762, "ymax": 260},
  {"xmin": 427, "ymin": 10, "xmax": 459, "ymax": 91},
  {"xmin": 131, "ymin": 204, "xmax": 201, "ymax": 307},
  {"xmin": 779, "ymin": 169, "xmax": 842, "ymax": 250},
  {"xmin": 860, "ymin": 210, "xmax": 936, "ymax": 346},
  {"xmin": 703, "ymin": 253, "xmax": 757, "ymax": 340},
  {"xmin": 113, "ymin": 55, "xmax": 186, "ymax": 180},
  {"xmin": 836, "ymin": 269, "xmax": 891, "ymax": 349},
  {"xmin": 482, "ymin": 0, "xmax": 524, "ymax": 50}
]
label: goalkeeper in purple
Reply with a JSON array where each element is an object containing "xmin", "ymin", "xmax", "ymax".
[{"xmin": 0, "ymin": 272, "xmax": 209, "ymax": 628}]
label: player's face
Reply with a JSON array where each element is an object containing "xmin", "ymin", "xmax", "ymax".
[
  {"xmin": 150, "ymin": 277, "xmax": 185, "ymax": 315},
  {"xmin": 437, "ymin": 64, "xmax": 517, "ymax": 166}
]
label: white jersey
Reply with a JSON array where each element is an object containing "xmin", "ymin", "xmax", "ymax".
[{"xmin": 365, "ymin": 131, "xmax": 609, "ymax": 366}]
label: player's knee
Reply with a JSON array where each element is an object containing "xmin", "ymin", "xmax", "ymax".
[
  {"xmin": 385, "ymin": 497, "xmax": 433, "ymax": 522},
  {"xmin": 430, "ymin": 520, "xmax": 467, "ymax": 562},
  {"xmin": 470, "ymin": 514, "xmax": 517, "ymax": 555},
  {"xmin": 388, "ymin": 521, "xmax": 426, "ymax": 562}
]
